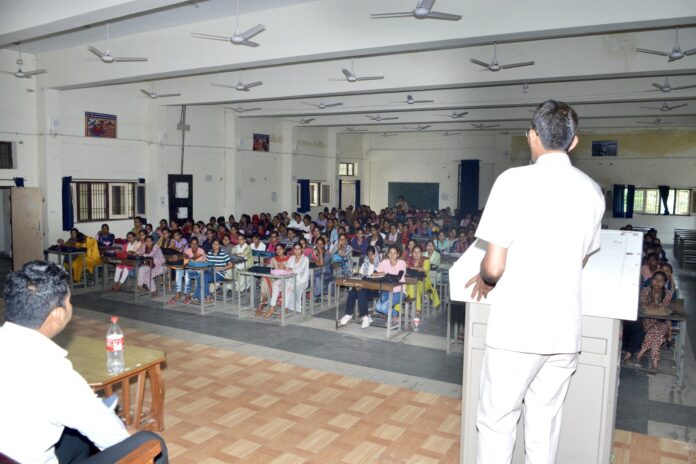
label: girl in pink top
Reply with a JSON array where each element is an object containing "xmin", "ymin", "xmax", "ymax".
[{"xmin": 374, "ymin": 245, "xmax": 407, "ymax": 317}]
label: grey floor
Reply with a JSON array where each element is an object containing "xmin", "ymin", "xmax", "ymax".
[{"xmin": 4, "ymin": 247, "xmax": 691, "ymax": 442}]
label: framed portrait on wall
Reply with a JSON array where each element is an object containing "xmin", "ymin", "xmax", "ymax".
[
  {"xmin": 253, "ymin": 133, "xmax": 269, "ymax": 152},
  {"xmin": 85, "ymin": 112, "xmax": 117, "ymax": 138}
]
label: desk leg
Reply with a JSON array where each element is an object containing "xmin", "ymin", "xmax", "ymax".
[
  {"xmin": 133, "ymin": 263, "xmax": 140, "ymax": 302},
  {"xmin": 446, "ymin": 299, "xmax": 452, "ymax": 354},
  {"xmin": 309, "ymin": 272, "xmax": 314, "ymax": 317},
  {"xmin": 678, "ymin": 320, "xmax": 686, "ymax": 387},
  {"xmin": 122, "ymin": 377, "xmax": 132, "ymax": 425},
  {"xmin": 149, "ymin": 364, "xmax": 165, "ymax": 432},
  {"xmin": 67, "ymin": 255, "xmax": 74, "ymax": 292},
  {"xmin": 335, "ymin": 284, "xmax": 340, "ymax": 329},
  {"xmin": 134, "ymin": 370, "xmax": 147, "ymax": 428},
  {"xmin": 387, "ymin": 291, "xmax": 393, "ymax": 339},
  {"xmin": 199, "ymin": 269, "xmax": 205, "ymax": 315}
]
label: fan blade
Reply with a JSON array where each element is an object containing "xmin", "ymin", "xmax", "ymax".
[
  {"xmin": 304, "ymin": 118, "xmax": 315, "ymax": 123},
  {"xmin": 370, "ymin": 12, "xmax": 414, "ymax": 18},
  {"xmin": 356, "ymin": 76, "xmax": 384, "ymax": 81},
  {"xmin": 672, "ymin": 84, "xmax": 696, "ymax": 90},
  {"xmin": 381, "ymin": 117, "xmax": 399, "ymax": 120},
  {"xmin": 417, "ymin": 0, "xmax": 436, "ymax": 10},
  {"xmin": 243, "ymin": 81, "xmax": 263, "ymax": 89},
  {"xmin": 87, "ymin": 46, "xmax": 105, "ymax": 58},
  {"xmin": 427, "ymin": 11, "xmax": 462, "ymax": 20},
  {"xmin": 240, "ymin": 108, "xmax": 262, "ymax": 112},
  {"xmin": 683, "ymin": 48, "xmax": 696, "ymax": 56},
  {"xmin": 0, "ymin": 70, "xmax": 14, "ymax": 75},
  {"xmin": 669, "ymin": 103, "xmax": 688, "ymax": 110},
  {"xmin": 24, "ymin": 69, "xmax": 46, "ymax": 76},
  {"xmin": 140, "ymin": 89, "xmax": 152, "ymax": 97},
  {"xmin": 469, "ymin": 58, "xmax": 490, "ymax": 68},
  {"xmin": 113, "ymin": 57, "xmax": 148, "ymax": 62},
  {"xmin": 636, "ymin": 48, "xmax": 670, "ymax": 57},
  {"xmin": 190, "ymin": 32, "xmax": 231, "ymax": 42},
  {"xmin": 413, "ymin": 99, "xmax": 434, "ymax": 103},
  {"xmin": 329, "ymin": 78, "xmax": 347, "ymax": 81},
  {"xmin": 366, "ymin": 116, "xmax": 378, "ymax": 120},
  {"xmin": 420, "ymin": 125, "xmax": 431, "ymax": 129},
  {"xmin": 501, "ymin": 61, "xmax": 535, "ymax": 69},
  {"xmin": 324, "ymin": 102, "xmax": 343, "ymax": 107},
  {"xmin": 241, "ymin": 24, "xmax": 265, "ymax": 40},
  {"xmin": 651, "ymin": 83, "xmax": 665, "ymax": 90},
  {"xmin": 156, "ymin": 93, "xmax": 181, "ymax": 98},
  {"xmin": 240, "ymin": 40, "xmax": 260, "ymax": 47},
  {"xmin": 342, "ymin": 68, "xmax": 354, "ymax": 79},
  {"xmin": 455, "ymin": 111, "xmax": 469, "ymax": 117},
  {"xmin": 210, "ymin": 83, "xmax": 237, "ymax": 89},
  {"xmin": 301, "ymin": 102, "xmax": 319, "ymax": 108},
  {"xmin": 639, "ymin": 106, "xmax": 662, "ymax": 110}
]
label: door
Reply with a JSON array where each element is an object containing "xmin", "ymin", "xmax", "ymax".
[
  {"xmin": 11, "ymin": 187, "xmax": 44, "ymax": 270},
  {"xmin": 167, "ymin": 175, "xmax": 193, "ymax": 224},
  {"xmin": 339, "ymin": 180, "xmax": 356, "ymax": 209}
]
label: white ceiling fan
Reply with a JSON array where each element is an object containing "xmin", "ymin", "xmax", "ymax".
[
  {"xmin": 637, "ymin": 27, "xmax": 696, "ymax": 62},
  {"xmin": 211, "ymin": 71, "xmax": 263, "ymax": 92},
  {"xmin": 391, "ymin": 94, "xmax": 435, "ymax": 105},
  {"xmin": 647, "ymin": 77, "xmax": 696, "ymax": 93},
  {"xmin": 191, "ymin": 0, "xmax": 265, "ymax": 47},
  {"xmin": 224, "ymin": 106, "xmax": 262, "ymax": 113},
  {"xmin": 470, "ymin": 43, "xmax": 534, "ymax": 72},
  {"xmin": 402, "ymin": 124, "xmax": 432, "ymax": 131},
  {"xmin": 636, "ymin": 118, "xmax": 675, "ymax": 126},
  {"xmin": 0, "ymin": 48, "xmax": 46, "ymax": 78},
  {"xmin": 302, "ymin": 99, "xmax": 343, "ymax": 109},
  {"xmin": 371, "ymin": 0, "xmax": 462, "ymax": 21},
  {"xmin": 87, "ymin": 22, "xmax": 148, "ymax": 63},
  {"xmin": 329, "ymin": 58, "xmax": 384, "ymax": 83},
  {"xmin": 366, "ymin": 114, "xmax": 399, "ymax": 121},
  {"xmin": 639, "ymin": 102, "xmax": 687, "ymax": 111},
  {"xmin": 437, "ymin": 111, "xmax": 469, "ymax": 119},
  {"xmin": 471, "ymin": 123, "xmax": 501, "ymax": 129},
  {"xmin": 344, "ymin": 127, "xmax": 368, "ymax": 132},
  {"xmin": 291, "ymin": 118, "xmax": 315, "ymax": 125},
  {"xmin": 139, "ymin": 86, "xmax": 181, "ymax": 99}
]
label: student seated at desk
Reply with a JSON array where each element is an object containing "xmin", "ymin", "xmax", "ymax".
[
  {"xmin": 250, "ymin": 234, "xmax": 267, "ymax": 253},
  {"xmin": 640, "ymin": 253, "xmax": 660, "ymax": 287},
  {"xmin": 405, "ymin": 245, "xmax": 440, "ymax": 311},
  {"xmin": 351, "ymin": 229, "xmax": 369, "ymax": 257},
  {"xmin": 256, "ymin": 245, "xmax": 290, "ymax": 316},
  {"xmin": 111, "ymin": 232, "xmax": 139, "ymax": 291},
  {"xmin": 156, "ymin": 227, "xmax": 173, "ymax": 250},
  {"xmin": 368, "ymin": 225, "xmax": 384, "ymax": 252},
  {"xmin": 57, "ymin": 228, "xmax": 80, "ymax": 247},
  {"xmin": 195, "ymin": 239, "xmax": 233, "ymax": 303},
  {"xmin": 385, "ymin": 224, "xmax": 400, "ymax": 247},
  {"xmin": 221, "ymin": 234, "xmax": 234, "ymax": 255},
  {"xmin": 265, "ymin": 243, "xmax": 309, "ymax": 318},
  {"xmin": 313, "ymin": 237, "xmax": 333, "ymax": 303},
  {"xmin": 330, "ymin": 234, "xmax": 353, "ymax": 278},
  {"xmin": 299, "ymin": 237, "xmax": 317, "ymax": 262},
  {"xmin": 171, "ymin": 229, "xmax": 188, "ymax": 253},
  {"xmin": 62, "ymin": 231, "xmax": 101, "ymax": 284},
  {"xmin": 232, "ymin": 233, "xmax": 253, "ymax": 292},
  {"xmin": 635, "ymin": 271, "xmax": 673, "ymax": 372},
  {"xmin": 373, "ymin": 245, "xmax": 407, "ymax": 318},
  {"xmin": 190, "ymin": 223, "xmax": 205, "ymax": 246},
  {"xmin": 339, "ymin": 246, "xmax": 381, "ymax": 328},
  {"xmin": 424, "ymin": 241, "xmax": 441, "ymax": 268},
  {"xmin": 201, "ymin": 229, "xmax": 216, "ymax": 253},
  {"xmin": 433, "ymin": 230, "xmax": 450, "ymax": 254},
  {"xmin": 167, "ymin": 237, "xmax": 207, "ymax": 306},
  {"xmin": 96, "ymin": 224, "xmax": 115, "ymax": 247},
  {"xmin": 137, "ymin": 236, "xmax": 166, "ymax": 297},
  {"xmin": 403, "ymin": 239, "xmax": 417, "ymax": 260},
  {"xmin": 661, "ymin": 263, "xmax": 678, "ymax": 299},
  {"xmin": 0, "ymin": 261, "xmax": 168, "ymax": 464}
]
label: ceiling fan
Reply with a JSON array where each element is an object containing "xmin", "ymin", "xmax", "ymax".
[
  {"xmin": 647, "ymin": 77, "xmax": 696, "ymax": 93},
  {"xmin": 211, "ymin": 71, "xmax": 263, "ymax": 92},
  {"xmin": 139, "ymin": 87, "xmax": 181, "ymax": 99},
  {"xmin": 437, "ymin": 111, "xmax": 469, "ymax": 119},
  {"xmin": 366, "ymin": 114, "xmax": 399, "ymax": 121},
  {"xmin": 302, "ymin": 99, "xmax": 343, "ymax": 109},
  {"xmin": 191, "ymin": 0, "xmax": 265, "ymax": 47},
  {"xmin": 371, "ymin": 0, "xmax": 462, "ymax": 21},
  {"xmin": 639, "ymin": 102, "xmax": 687, "ymax": 111},
  {"xmin": 87, "ymin": 23, "xmax": 148, "ymax": 63},
  {"xmin": 329, "ymin": 58, "xmax": 383, "ymax": 83},
  {"xmin": 224, "ymin": 106, "xmax": 262, "ymax": 113},
  {"xmin": 344, "ymin": 127, "xmax": 368, "ymax": 133},
  {"xmin": 291, "ymin": 118, "xmax": 315, "ymax": 125},
  {"xmin": 636, "ymin": 118, "xmax": 675, "ymax": 126},
  {"xmin": 441, "ymin": 132, "xmax": 462, "ymax": 136},
  {"xmin": 470, "ymin": 43, "xmax": 534, "ymax": 72},
  {"xmin": 471, "ymin": 123, "xmax": 501, "ymax": 129},
  {"xmin": 0, "ymin": 49, "xmax": 46, "ymax": 78},
  {"xmin": 637, "ymin": 27, "xmax": 696, "ymax": 62},
  {"xmin": 402, "ymin": 125, "xmax": 431, "ymax": 131},
  {"xmin": 391, "ymin": 94, "xmax": 434, "ymax": 104}
]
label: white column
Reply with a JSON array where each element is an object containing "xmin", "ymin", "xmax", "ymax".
[
  {"xmin": 223, "ymin": 109, "xmax": 238, "ymax": 216},
  {"xmin": 280, "ymin": 120, "xmax": 294, "ymax": 213},
  {"xmin": 36, "ymin": 87, "xmax": 62, "ymax": 246},
  {"xmin": 326, "ymin": 127, "xmax": 339, "ymax": 209}
]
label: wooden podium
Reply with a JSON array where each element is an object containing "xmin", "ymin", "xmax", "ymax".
[{"xmin": 449, "ymin": 230, "xmax": 642, "ymax": 463}]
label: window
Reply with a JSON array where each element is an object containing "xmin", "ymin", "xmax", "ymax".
[
  {"xmin": 0, "ymin": 142, "xmax": 15, "ymax": 169},
  {"xmin": 321, "ymin": 184, "xmax": 332, "ymax": 205},
  {"xmin": 309, "ymin": 182, "xmax": 320, "ymax": 207},
  {"xmin": 72, "ymin": 181, "xmax": 143, "ymax": 223},
  {"xmin": 338, "ymin": 162, "xmax": 356, "ymax": 177},
  {"xmin": 628, "ymin": 187, "xmax": 692, "ymax": 216}
]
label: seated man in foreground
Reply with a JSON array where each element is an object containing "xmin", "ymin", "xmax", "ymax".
[{"xmin": 0, "ymin": 260, "xmax": 167, "ymax": 463}]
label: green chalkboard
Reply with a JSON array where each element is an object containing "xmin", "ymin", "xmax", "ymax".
[{"xmin": 388, "ymin": 182, "xmax": 439, "ymax": 210}]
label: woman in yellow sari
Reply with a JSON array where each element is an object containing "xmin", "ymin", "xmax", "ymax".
[
  {"xmin": 406, "ymin": 245, "xmax": 440, "ymax": 312},
  {"xmin": 71, "ymin": 233, "xmax": 102, "ymax": 283}
]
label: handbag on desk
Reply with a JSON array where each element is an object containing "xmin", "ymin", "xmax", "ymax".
[{"xmin": 405, "ymin": 268, "xmax": 426, "ymax": 279}]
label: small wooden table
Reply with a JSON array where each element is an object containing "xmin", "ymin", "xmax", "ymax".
[
  {"xmin": 335, "ymin": 277, "xmax": 402, "ymax": 338},
  {"xmin": 101, "ymin": 256, "xmax": 153, "ymax": 301},
  {"xmin": 55, "ymin": 334, "xmax": 166, "ymax": 432},
  {"xmin": 44, "ymin": 248, "xmax": 87, "ymax": 291}
]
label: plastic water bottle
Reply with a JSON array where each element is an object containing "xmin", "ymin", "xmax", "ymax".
[{"xmin": 106, "ymin": 316, "xmax": 125, "ymax": 375}]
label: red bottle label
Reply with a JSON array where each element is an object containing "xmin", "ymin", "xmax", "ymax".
[{"xmin": 106, "ymin": 335, "xmax": 124, "ymax": 352}]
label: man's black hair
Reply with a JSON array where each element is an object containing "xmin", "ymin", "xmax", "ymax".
[
  {"xmin": 4, "ymin": 261, "xmax": 70, "ymax": 329},
  {"xmin": 531, "ymin": 100, "xmax": 578, "ymax": 152}
]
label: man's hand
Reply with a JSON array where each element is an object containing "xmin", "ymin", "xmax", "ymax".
[{"xmin": 465, "ymin": 274, "xmax": 495, "ymax": 302}]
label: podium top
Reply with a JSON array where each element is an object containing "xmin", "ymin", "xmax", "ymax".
[{"xmin": 449, "ymin": 230, "xmax": 642, "ymax": 321}]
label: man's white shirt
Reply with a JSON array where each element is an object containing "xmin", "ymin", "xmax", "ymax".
[
  {"xmin": 475, "ymin": 152, "xmax": 605, "ymax": 354},
  {"xmin": 0, "ymin": 322, "xmax": 129, "ymax": 463}
]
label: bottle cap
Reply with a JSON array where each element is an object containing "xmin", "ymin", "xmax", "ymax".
[{"xmin": 111, "ymin": 316, "xmax": 118, "ymax": 324}]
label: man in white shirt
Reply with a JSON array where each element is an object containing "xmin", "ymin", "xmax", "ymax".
[
  {"xmin": 0, "ymin": 261, "xmax": 168, "ymax": 463},
  {"xmin": 466, "ymin": 100, "xmax": 604, "ymax": 463}
]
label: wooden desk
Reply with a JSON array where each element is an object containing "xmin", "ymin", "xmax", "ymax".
[
  {"xmin": 166, "ymin": 263, "xmax": 218, "ymax": 314},
  {"xmin": 44, "ymin": 249, "xmax": 87, "ymax": 291},
  {"xmin": 101, "ymin": 256, "xmax": 153, "ymax": 301},
  {"xmin": 236, "ymin": 269, "xmax": 298, "ymax": 326},
  {"xmin": 55, "ymin": 334, "xmax": 166, "ymax": 432},
  {"xmin": 334, "ymin": 277, "xmax": 402, "ymax": 338}
]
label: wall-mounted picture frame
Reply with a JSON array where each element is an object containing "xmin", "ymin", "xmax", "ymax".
[
  {"xmin": 253, "ymin": 133, "xmax": 269, "ymax": 152},
  {"xmin": 85, "ymin": 112, "xmax": 117, "ymax": 138}
]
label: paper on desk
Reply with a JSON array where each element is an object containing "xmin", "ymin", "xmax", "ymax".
[{"xmin": 449, "ymin": 230, "xmax": 642, "ymax": 321}]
